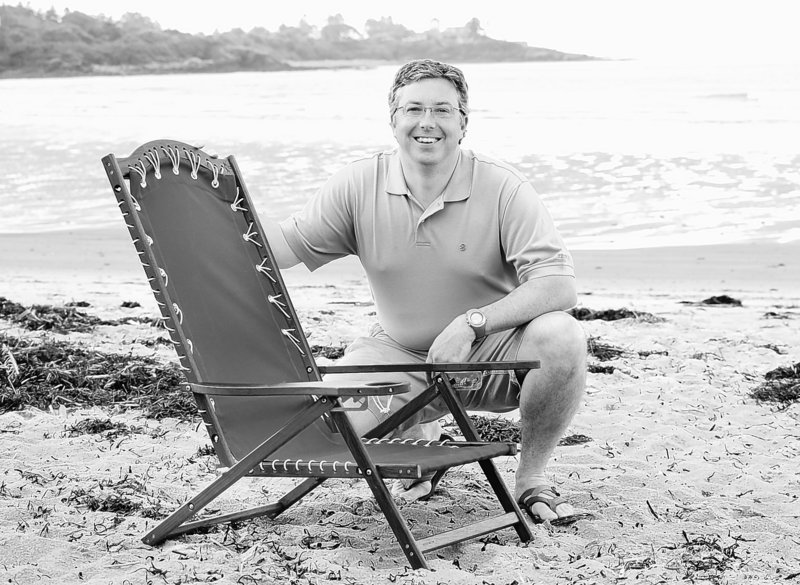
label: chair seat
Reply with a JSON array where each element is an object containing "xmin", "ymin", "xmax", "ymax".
[{"xmin": 251, "ymin": 439, "xmax": 516, "ymax": 479}]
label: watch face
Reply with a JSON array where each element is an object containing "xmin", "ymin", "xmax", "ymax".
[{"xmin": 468, "ymin": 311, "xmax": 485, "ymax": 326}]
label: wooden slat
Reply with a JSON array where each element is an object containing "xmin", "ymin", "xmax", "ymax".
[
  {"xmin": 168, "ymin": 503, "xmax": 284, "ymax": 537},
  {"xmin": 319, "ymin": 360, "xmax": 540, "ymax": 374},
  {"xmin": 416, "ymin": 513, "xmax": 522, "ymax": 553}
]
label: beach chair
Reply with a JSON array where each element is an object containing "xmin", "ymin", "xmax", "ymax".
[{"xmin": 101, "ymin": 140, "xmax": 535, "ymax": 569}]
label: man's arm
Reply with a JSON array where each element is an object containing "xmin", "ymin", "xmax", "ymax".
[
  {"xmin": 263, "ymin": 219, "xmax": 302, "ymax": 269},
  {"xmin": 426, "ymin": 275, "xmax": 577, "ymax": 363}
]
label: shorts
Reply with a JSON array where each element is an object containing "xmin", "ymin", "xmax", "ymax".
[{"xmin": 323, "ymin": 323, "xmax": 527, "ymax": 434}]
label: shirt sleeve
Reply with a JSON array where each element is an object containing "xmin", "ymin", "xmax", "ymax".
[
  {"xmin": 500, "ymin": 181, "xmax": 575, "ymax": 282},
  {"xmin": 279, "ymin": 167, "xmax": 358, "ymax": 271}
]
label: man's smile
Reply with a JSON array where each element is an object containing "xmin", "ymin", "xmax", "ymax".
[{"xmin": 414, "ymin": 136, "xmax": 442, "ymax": 144}]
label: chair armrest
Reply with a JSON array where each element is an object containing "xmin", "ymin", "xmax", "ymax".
[
  {"xmin": 190, "ymin": 380, "xmax": 409, "ymax": 397},
  {"xmin": 318, "ymin": 360, "xmax": 540, "ymax": 375}
]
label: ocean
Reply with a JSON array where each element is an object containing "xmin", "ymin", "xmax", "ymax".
[{"xmin": 0, "ymin": 60, "xmax": 798, "ymax": 249}]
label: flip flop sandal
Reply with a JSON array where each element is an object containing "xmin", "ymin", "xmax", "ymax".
[{"xmin": 517, "ymin": 486, "xmax": 592, "ymax": 525}]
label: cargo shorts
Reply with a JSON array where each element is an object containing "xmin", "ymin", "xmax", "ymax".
[{"xmin": 324, "ymin": 323, "xmax": 528, "ymax": 435}]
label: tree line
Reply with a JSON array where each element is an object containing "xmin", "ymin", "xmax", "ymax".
[{"xmin": 0, "ymin": 6, "xmax": 592, "ymax": 77}]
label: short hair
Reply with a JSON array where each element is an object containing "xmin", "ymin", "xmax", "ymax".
[{"xmin": 388, "ymin": 59, "xmax": 469, "ymax": 116}]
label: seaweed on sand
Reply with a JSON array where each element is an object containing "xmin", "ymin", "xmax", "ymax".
[
  {"xmin": 749, "ymin": 362, "xmax": 800, "ymax": 407},
  {"xmin": 64, "ymin": 476, "xmax": 167, "ymax": 518},
  {"xmin": 310, "ymin": 344, "xmax": 346, "ymax": 360},
  {"xmin": 679, "ymin": 294, "xmax": 743, "ymax": 307},
  {"xmin": 457, "ymin": 415, "xmax": 592, "ymax": 446},
  {"xmin": 570, "ymin": 307, "xmax": 661, "ymax": 322},
  {"xmin": 663, "ymin": 531, "xmax": 743, "ymax": 584},
  {"xmin": 0, "ymin": 334, "xmax": 191, "ymax": 419},
  {"xmin": 0, "ymin": 296, "xmax": 166, "ymax": 333},
  {"xmin": 0, "ymin": 296, "xmax": 113, "ymax": 333},
  {"xmin": 63, "ymin": 417, "xmax": 145, "ymax": 441},
  {"xmin": 587, "ymin": 336, "xmax": 627, "ymax": 361}
]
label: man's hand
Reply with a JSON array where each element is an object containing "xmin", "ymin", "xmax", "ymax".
[{"xmin": 427, "ymin": 314, "xmax": 475, "ymax": 364}]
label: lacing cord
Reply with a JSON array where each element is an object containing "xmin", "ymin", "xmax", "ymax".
[
  {"xmin": 362, "ymin": 437, "xmax": 457, "ymax": 447},
  {"xmin": 129, "ymin": 161, "xmax": 147, "ymax": 188},
  {"xmin": 162, "ymin": 146, "xmax": 181, "ymax": 175},
  {"xmin": 371, "ymin": 395, "xmax": 393, "ymax": 415},
  {"xmin": 255, "ymin": 439, "xmax": 456, "ymax": 476},
  {"xmin": 268, "ymin": 294, "xmax": 290, "ymax": 318},
  {"xmin": 255, "ymin": 258, "xmax": 277, "ymax": 282},
  {"xmin": 230, "ymin": 191, "xmax": 248, "ymax": 212},
  {"xmin": 281, "ymin": 329, "xmax": 305, "ymax": 355},
  {"xmin": 185, "ymin": 150, "xmax": 202, "ymax": 180},
  {"xmin": 260, "ymin": 459, "xmax": 357, "ymax": 474},
  {"xmin": 143, "ymin": 150, "xmax": 162, "ymax": 180},
  {"xmin": 209, "ymin": 162, "xmax": 220, "ymax": 188},
  {"xmin": 242, "ymin": 222, "xmax": 262, "ymax": 247}
]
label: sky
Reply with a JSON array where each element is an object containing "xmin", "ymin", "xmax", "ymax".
[{"xmin": 14, "ymin": 0, "xmax": 800, "ymax": 62}]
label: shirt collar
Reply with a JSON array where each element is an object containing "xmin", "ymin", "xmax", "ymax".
[{"xmin": 385, "ymin": 149, "xmax": 473, "ymax": 202}]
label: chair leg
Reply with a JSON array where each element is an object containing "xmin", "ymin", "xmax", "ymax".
[
  {"xmin": 143, "ymin": 399, "xmax": 332, "ymax": 545},
  {"xmin": 432, "ymin": 375, "xmax": 533, "ymax": 543},
  {"xmin": 330, "ymin": 410, "xmax": 429, "ymax": 570},
  {"xmin": 276, "ymin": 477, "xmax": 327, "ymax": 511}
]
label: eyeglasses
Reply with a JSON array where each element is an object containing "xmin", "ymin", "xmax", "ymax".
[{"xmin": 394, "ymin": 104, "xmax": 462, "ymax": 119}]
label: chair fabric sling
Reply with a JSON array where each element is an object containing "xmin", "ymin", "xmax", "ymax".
[{"xmin": 101, "ymin": 139, "xmax": 537, "ymax": 569}]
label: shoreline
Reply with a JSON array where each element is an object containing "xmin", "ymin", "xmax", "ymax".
[{"xmin": 1, "ymin": 226, "xmax": 797, "ymax": 297}]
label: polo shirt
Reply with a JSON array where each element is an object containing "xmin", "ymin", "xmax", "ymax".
[{"xmin": 280, "ymin": 149, "xmax": 574, "ymax": 351}]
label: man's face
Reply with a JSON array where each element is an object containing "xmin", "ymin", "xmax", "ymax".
[{"xmin": 391, "ymin": 78, "xmax": 466, "ymax": 168}]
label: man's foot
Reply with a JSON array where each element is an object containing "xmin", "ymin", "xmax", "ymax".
[
  {"xmin": 517, "ymin": 486, "xmax": 583, "ymax": 524},
  {"xmin": 392, "ymin": 476, "xmax": 433, "ymax": 500},
  {"xmin": 391, "ymin": 466, "xmax": 448, "ymax": 501},
  {"xmin": 391, "ymin": 428, "xmax": 451, "ymax": 501}
]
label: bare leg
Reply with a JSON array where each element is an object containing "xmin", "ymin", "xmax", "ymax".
[{"xmin": 514, "ymin": 311, "xmax": 586, "ymax": 520}]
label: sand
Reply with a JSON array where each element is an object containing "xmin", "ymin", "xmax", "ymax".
[{"xmin": 1, "ymin": 228, "xmax": 799, "ymax": 584}]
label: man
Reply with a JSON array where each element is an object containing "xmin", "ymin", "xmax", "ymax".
[{"xmin": 266, "ymin": 59, "xmax": 586, "ymax": 522}]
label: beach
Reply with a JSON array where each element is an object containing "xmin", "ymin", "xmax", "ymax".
[
  {"xmin": 1, "ymin": 227, "xmax": 798, "ymax": 584},
  {"xmin": 2, "ymin": 55, "xmax": 800, "ymax": 584}
]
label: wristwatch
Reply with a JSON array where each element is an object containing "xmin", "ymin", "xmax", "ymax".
[{"xmin": 465, "ymin": 309, "xmax": 487, "ymax": 340}]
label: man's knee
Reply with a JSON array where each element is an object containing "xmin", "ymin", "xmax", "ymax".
[{"xmin": 517, "ymin": 311, "xmax": 586, "ymax": 367}]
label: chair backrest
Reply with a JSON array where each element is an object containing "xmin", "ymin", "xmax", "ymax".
[{"xmin": 102, "ymin": 140, "xmax": 332, "ymax": 465}]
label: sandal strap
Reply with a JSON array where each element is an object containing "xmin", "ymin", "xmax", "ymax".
[{"xmin": 518, "ymin": 486, "xmax": 566, "ymax": 512}]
